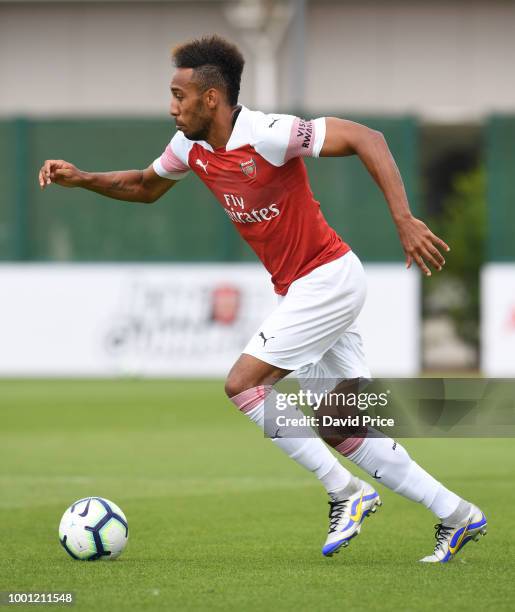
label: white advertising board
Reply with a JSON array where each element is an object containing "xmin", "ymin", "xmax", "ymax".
[
  {"xmin": 0, "ymin": 263, "xmax": 419, "ymax": 377},
  {"xmin": 481, "ymin": 264, "xmax": 515, "ymax": 376}
]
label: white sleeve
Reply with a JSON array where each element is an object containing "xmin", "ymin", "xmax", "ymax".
[
  {"xmin": 152, "ymin": 132, "xmax": 192, "ymax": 180},
  {"xmin": 252, "ymin": 113, "xmax": 326, "ymax": 167}
]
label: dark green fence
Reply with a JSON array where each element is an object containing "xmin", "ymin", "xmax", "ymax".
[
  {"xmin": 0, "ymin": 121, "xmax": 16, "ymax": 260},
  {"xmin": 486, "ymin": 116, "xmax": 515, "ymax": 261},
  {"xmin": 0, "ymin": 116, "xmax": 419, "ymax": 262}
]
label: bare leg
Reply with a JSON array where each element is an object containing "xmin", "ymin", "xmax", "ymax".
[{"xmin": 224, "ymin": 353, "xmax": 290, "ymax": 398}]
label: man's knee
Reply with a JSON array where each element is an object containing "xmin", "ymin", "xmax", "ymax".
[
  {"xmin": 224, "ymin": 373, "xmax": 252, "ymax": 399},
  {"xmin": 225, "ymin": 354, "xmax": 290, "ymax": 399},
  {"xmin": 224, "ymin": 368, "xmax": 276, "ymax": 399}
]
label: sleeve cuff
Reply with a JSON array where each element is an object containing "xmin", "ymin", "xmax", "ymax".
[
  {"xmin": 152, "ymin": 158, "xmax": 189, "ymax": 180},
  {"xmin": 312, "ymin": 117, "xmax": 327, "ymax": 157}
]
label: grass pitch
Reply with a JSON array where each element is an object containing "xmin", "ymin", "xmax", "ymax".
[{"xmin": 0, "ymin": 380, "xmax": 514, "ymax": 611}]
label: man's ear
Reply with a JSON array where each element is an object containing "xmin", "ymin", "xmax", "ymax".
[{"xmin": 205, "ymin": 88, "xmax": 219, "ymax": 109}]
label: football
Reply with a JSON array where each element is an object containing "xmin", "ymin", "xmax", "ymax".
[{"xmin": 59, "ymin": 497, "xmax": 129, "ymax": 561}]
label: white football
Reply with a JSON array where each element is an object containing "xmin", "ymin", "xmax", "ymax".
[{"xmin": 59, "ymin": 497, "xmax": 129, "ymax": 561}]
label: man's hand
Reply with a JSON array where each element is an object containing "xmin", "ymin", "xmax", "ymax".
[
  {"xmin": 39, "ymin": 159, "xmax": 84, "ymax": 190},
  {"xmin": 396, "ymin": 215, "xmax": 450, "ymax": 276}
]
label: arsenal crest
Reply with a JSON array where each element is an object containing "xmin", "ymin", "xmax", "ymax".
[{"xmin": 240, "ymin": 158, "xmax": 256, "ymax": 178}]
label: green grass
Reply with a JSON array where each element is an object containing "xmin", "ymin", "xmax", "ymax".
[{"xmin": 0, "ymin": 380, "xmax": 514, "ymax": 611}]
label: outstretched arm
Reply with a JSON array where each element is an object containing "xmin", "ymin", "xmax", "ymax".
[
  {"xmin": 38, "ymin": 160, "xmax": 176, "ymax": 204},
  {"xmin": 320, "ymin": 117, "xmax": 449, "ymax": 276}
]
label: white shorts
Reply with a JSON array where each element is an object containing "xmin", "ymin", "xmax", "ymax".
[{"xmin": 243, "ymin": 251, "xmax": 371, "ymax": 379}]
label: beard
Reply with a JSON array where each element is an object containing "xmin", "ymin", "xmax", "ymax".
[
  {"xmin": 182, "ymin": 99, "xmax": 212, "ymax": 141},
  {"xmin": 184, "ymin": 124, "xmax": 210, "ymax": 141}
]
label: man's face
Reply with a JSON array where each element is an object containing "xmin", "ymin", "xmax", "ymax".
[{"xmin": 170, "ymin": 68, "xmax": 212, "ymax": 141}]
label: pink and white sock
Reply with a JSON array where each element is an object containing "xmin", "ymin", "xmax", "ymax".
[
  {"xmin": 336, "ymin": 431, "xmax": 462, "ymax": 519},
  {"xmin": 230, "ymin": 385, "xmax": 354, "ymax": 494}
]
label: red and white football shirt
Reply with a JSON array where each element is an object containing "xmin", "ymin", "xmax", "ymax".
[{"xmin": 153, "ymin": 106, "xmax": 350, "ymax": 295}]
